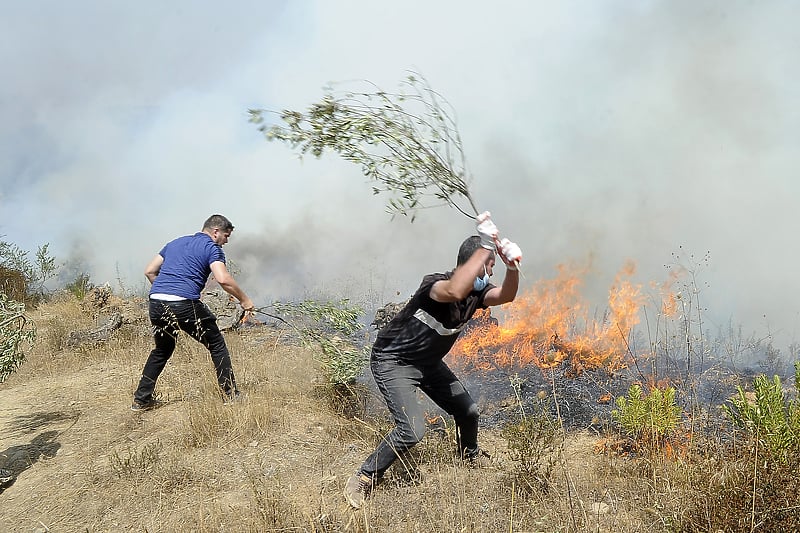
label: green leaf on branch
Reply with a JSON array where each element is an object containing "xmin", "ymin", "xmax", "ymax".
[
  {"xmin": 272, "ymin": 299, "xmax": 363, "ymax": 336},
  {"xmin": 723, "ymin": 367, "xmax": 800, "ymax": 463},
  {"xmin": 250, "ymin": 73, "xmax": 478, "ymax": 220},
  {"xmin": 0, "ymin": 293, "xmax": 35, "ymax": 382},
  {"xmin": 612, "ymin": 384, "xmax": 683, "ymax": 449},
  {"xmin": 269, "ymin": 299, "xmax": 369, "ymax": 386}
]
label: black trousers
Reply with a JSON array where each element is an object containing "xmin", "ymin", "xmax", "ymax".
[
  {"xmin": 358, "ymin": 355, "xmax": 480, "ymax": 478},
  {"xmin": 134, "ymin": 299, "xmax": 237, "ymax": 402}
]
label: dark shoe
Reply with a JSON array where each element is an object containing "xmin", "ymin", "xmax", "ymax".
[
  {"xmin": 131, "ymin": 398, "xmax": 165, "ymax": 412},
  {"xmin": 344, "ymin": 472, "xmax": 373, "ymax": 509},
  {"xmin": 223, "ymin": 391, "xmax": 245, "ymax": 405},
  {"xmin": 463, "ymin": 448, "xmax": 492, "ymax": 468},
  {"xmin": 0, "ymin": 468, "xmax": 14, "ymax": 487}
]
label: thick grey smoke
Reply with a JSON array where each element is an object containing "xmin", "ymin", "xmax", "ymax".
[{"xmin": 2, "ymin": 2, "xmax": 800, "ymax": 346}]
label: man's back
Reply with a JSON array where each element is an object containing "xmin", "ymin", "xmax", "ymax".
[{"xmin": 150, "ymin": 233, "xmax": 224, "ymax": 299}]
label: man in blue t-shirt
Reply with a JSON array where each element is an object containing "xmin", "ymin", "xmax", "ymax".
[
  {"xmin": 344, "ymin": 212, "xmax": 523, "ymax": 509},
  {"xmin": 131, "ymin": 214, "xmax": 255, "ymax": 411}
]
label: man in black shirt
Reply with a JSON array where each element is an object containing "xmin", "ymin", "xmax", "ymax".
[{"xmin": 345, "ymin": 212, "xmax": 522, "ymax": 509}]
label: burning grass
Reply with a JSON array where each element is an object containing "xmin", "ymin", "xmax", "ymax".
[
  {"xmin": 453, "ymin": 261, "xmax": 645, "ymax": 377},
  {"xmin": 1, "ymin": 291, "xmax": 799, "ymax": 531}
]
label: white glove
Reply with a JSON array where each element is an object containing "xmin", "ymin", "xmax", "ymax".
[
  {"xmin": 498, "ymin": 238, "xmax": 522, "ymax": 270},
  {"xmin": 475, "ymin": 211, "xmax": 498, "ymax": 251}
]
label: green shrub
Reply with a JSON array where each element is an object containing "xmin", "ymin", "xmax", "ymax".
[
  {"xmin": 612, "ymin": 384, "xmax": 682, "ymax": 450},
  {"xmin": 317, "ymin": 335, "xmax": 369, "ymax": 386},
  {"xmin": 272, "ymin": 299, "xmax": 369, "ymax": 387},
  {"xmin": 722, "ymin": 363, "xmax": 800, "ymax": 463},
  {"xmin": 0, "ymin": 293, "xmax": 36, "ymax": 381},
  {"xmin": 0, "ymin": 238, "xmax": 57, "ymax": 301},
  {"xmin": 65, "ymin": 272, "xmax": 93, "ymax": 300}
]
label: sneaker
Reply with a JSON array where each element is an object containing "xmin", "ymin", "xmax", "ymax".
[
  {"xmin": 0, "ymin": 468, "xmax": 14, "ymax": 487},
  {"xmin": 344, "ymin": 472, "xmax": 373, "ymax": 509},
  {"xmin": 130, "ymin": 398, "xmax": 165, "ymax": 412}
]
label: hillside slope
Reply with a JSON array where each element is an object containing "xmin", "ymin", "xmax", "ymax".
[{"xmin": 0, "ymin": 295, "xmax": 672, "ymax": 532}]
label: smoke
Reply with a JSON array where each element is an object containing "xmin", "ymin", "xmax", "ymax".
[{"xmin": 2, "ymin": 1, "xmax": 800, "ymax": 346}]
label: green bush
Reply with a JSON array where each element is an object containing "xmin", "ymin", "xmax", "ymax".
[
  {"xmin": 272, "ymin": 299, "xmax": 369, "ymax": 387},
  {"xmin": 612, "ymin": 384, "xmax": 682, "ymax": 450},
  {"xmin": 316, "ymin": 335, "xmax": 369, "ymax": 386},
  {"xmin": 722, "ymin": 363, "xmax": 800, "ymax": 463},
  {"xmin": 0, "ymin": 293, "xmax": 36, "ymax": 381},
  {"xmin": 65, "ymin": 272, "xmax": 93, "ymax": 300},
  {"xmin": 0, "ymin": 238, "xmax": 57, "ymax": 301}
]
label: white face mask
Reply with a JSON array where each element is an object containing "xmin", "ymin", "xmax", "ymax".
[{"xmin": 473, "ymin": 266, "xmax": 490, "ymax": 291}]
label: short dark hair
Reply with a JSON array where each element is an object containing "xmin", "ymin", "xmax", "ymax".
[
  {"xmin": 457, "ymin": 235, "xmax": 484, "ymax": 266},
  {"xmin": 202, "ymin": 214, "xmax": 234, "ymax": 232}
]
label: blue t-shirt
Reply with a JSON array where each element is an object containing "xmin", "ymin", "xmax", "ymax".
[{"xmin": 149, "ymin": 232, "xmax": 225, "ymax": 300}]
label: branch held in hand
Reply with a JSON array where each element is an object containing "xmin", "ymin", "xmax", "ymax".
[{"xmin": 249, "ymin": 73, "xmax": 479, "ymax": 221}]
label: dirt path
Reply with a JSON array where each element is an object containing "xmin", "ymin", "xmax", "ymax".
[{"xmin": 1, "ymin": 361, "xmax": 142, "ymax": 529}]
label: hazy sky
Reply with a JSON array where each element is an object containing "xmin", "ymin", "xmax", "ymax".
[{"xmin": 2, "ymin": 1, "xmax": 799, "ymax": 346}]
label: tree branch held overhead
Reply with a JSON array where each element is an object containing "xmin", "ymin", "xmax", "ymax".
[{"xmin": 249, "ymin": 73, "xmax": 479, "ymax": 221}]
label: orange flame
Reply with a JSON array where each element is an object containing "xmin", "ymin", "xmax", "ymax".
[
  {"xmin": 651, "ymin": 268, "xmax": 683, "ymax": 318},
  {"xmin": 453, "ymin": 261, "xmax": 647, "ymax": 376}
]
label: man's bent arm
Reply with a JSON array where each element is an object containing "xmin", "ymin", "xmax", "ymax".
[
  {"xmin": 144, "ymin": 255, "xmax": 164, "ymax": 284},
  {"xmin": 430, "ymin": 248, "xmax": 494, "ymax": 303},
  {"xmin": 210, "ymin": 261, "xmax": 254, "ymax": 310},
  {"xmin": 483, "ymin": 268, "xmax": 519, "ymax": 306}
]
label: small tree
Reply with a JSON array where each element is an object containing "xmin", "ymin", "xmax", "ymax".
[
  {"xmin": 269, "ymin": 299, "xmax": 370, "ymax": 387},
  {"xmin": 258, "ymin": 299, "xmax": 370, "ymax": 417},
  {"xmin": 0, "ymin": 237, "xmax": 58, "ymax": 301}
]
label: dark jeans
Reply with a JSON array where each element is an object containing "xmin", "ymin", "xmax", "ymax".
[
  {"xmin": 358, "ymin": 356, "xmax": 480, "ymax": 478},
  {"xmin": 133, "ymin": 299, "xmax": 237, "ymax": 403}
]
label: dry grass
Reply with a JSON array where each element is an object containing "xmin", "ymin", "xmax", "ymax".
[{"xmin": 1, "ymin": 294, "xmax": 798, "ymax": 532}]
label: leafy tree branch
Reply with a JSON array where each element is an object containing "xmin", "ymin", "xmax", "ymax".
[{"xmin": 249, "ymin": 73, "xmax": 479, "ymax": 221}]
